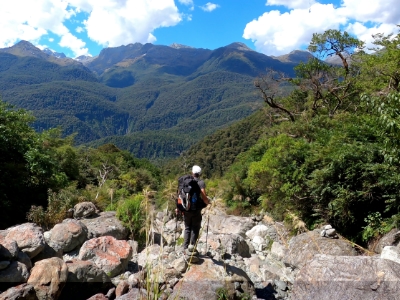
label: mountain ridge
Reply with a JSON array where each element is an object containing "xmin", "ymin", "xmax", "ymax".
[{"xmin": 0, "ymin": 40, "xmax": 306, "ymax": 161}]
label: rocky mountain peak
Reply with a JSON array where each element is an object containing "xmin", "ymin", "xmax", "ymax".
[
  {"xmin": 169, "ymin": 43, "xmax": 193, "ymax": 49},
  {"xmin": 42, "ymin": 48, "xmax": 66, "ymax": 59},
  {"xmin": 273, "ymin": 50, "xmax": 314, "ymax": 63},
  {"xmin": 225, "ymin": 42, "xmax": 253, "ymax": 51}
]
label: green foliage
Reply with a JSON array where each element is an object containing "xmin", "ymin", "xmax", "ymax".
[
  {"xmin": 356, "ymin": 27, "xmax": 400, "ymax": 93},
  {"xmin": 26, "ymin": 185, "xmax": 80, "ymax": 230},
  {"xmin": 116, "ymin": 194, "xmax": 146, "ymax": 243}
]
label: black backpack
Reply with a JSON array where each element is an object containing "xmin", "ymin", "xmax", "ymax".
[{"xmin": 177, "ymin": 175, "xmax": 205, "ymax": 211}]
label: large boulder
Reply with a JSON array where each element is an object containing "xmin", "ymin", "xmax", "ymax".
[
  {"xmin": 206, "ymin": 214, "xmax": 255, "ymax": 238},
  {"xmin": 168, "ymin": 256, "xmax": 255, "ymax": 300},
  {"xmin": 78, "ymin": 236, "xmax": 132, "ymax": 278},
  {"xmin": 283, "ymin": 230, "xmax": 357, "ymax": 269},
  {"xmin": 291, "ymin": 254, "xmax": 400, "ymax": 299},
  {"xmin": 79, "ymin": 212, "xmax": 129, "ymax": 240},
  {"xmin": 198, "ymin": 233, "xmax": 251, "ymax": 258},
  {"xmin": 5, "ymin": 224, "xmax": 45, "ymax": 259},
  {"xmin": 372, "ymin": 229, "xmax": 400, "ymax": 254},
  {"xmin": 27, "ymin": 257, "xmax": 68, "ymax": 300},
  {"xmin": 45, "ymin": 219, "xmax": 88, "ymax": 253},
  {"xmin": 59, "ymin": 260, "xmax": 112, "ymax": 300}
]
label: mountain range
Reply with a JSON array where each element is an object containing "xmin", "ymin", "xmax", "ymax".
[{"xmin": 0, "ymin": 40, "xmax": 313, "ymax": 160}]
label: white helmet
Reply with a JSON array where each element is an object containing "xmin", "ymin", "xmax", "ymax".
[{"xmin": 192, "ymin": 165, "xmax": 202, "ymax": 175}]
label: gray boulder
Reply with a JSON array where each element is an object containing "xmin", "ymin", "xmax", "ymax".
[
  {"xmin": 0, "ymin": 261, "xmax": 30, "ymax": 284},
  {"xmin": 5, "ymin": 223, "xmax": 45, "ymax": 259},
  {"xmin": 291, "ymin": 254, "xmax": 400, "ymax": 299},
  {"xmin": 284, "ymin": 230, "xmax": 357, "ymax": 269},
  {"xmin": 206, "ymin": 214, "xmax": 255, "ymax": 238},
  {"xmin": 45, "ymin": 219, "xmax": 88, "ymax": 253},
  {"xmin": 79, "ymin": 211, "xmax": 129, "ymax": 240}
]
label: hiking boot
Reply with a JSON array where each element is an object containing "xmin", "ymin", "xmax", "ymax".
[{"xmin": 185, "ymin": 248, "xmax": 199, "ymax": 256}]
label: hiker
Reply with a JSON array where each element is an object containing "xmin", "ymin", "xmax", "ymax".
[{"xmin": 177, "ymin": 165, "xmax": 209, "ymax": 254}]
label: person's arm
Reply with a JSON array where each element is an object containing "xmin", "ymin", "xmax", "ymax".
[{"xmin": 200, "ymin": 188, "xmax": 209, "ymax": 205}]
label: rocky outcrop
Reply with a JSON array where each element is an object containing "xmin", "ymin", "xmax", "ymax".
[
  {"xmin": 291, "ymin": 254, "xmax": 400, "ymax": 299},
  {"xmin": 283, "ymin": 229, "xmax": 357, "ymax": 269}
]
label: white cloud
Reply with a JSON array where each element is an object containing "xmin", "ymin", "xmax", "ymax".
[
  {"xmin": 82, "ymin": 0, "xmax": 181, "ymax": 47},
  {"xmin": 200, "ymin": 2, "xmax": 220, "ymax": 12},
  {"xmin": 59, "ymin": 32, "xmax": 89, "ymax": 57},
  {"xmin": 346, "ymin": 22, "xmax": 399, "ymax": 52},
  {"xmin": 244, "ymin": 0, "xmax": 400, "ymax": 55},
  {"xmin": 266, "ymin": 0, "xmax": 316, "ymax": 9},
  {"xmin": 178, "ymin": 0, "xmax": 193, "ymax": 6},
  {"xmin": 0, "ymin": 0, "xmax": 183, "ymax": 57},
  {"xmin": 75, "ymin": 26, "xmax": 84, "ymax": 33}
]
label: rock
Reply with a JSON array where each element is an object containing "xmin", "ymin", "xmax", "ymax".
[
  {"xmin": 115, "ymin": 288, "xmax": 147, "ymax": 300},
  {"xmin": 16, "ymin": 251, "xmax": 32, "ymax": 271},
  {"xmin": 115, "ymin": 280, "xmax": 129, "ymax": 297},
  {"xmin": 78, "ymin": 236, "xmax": 132, "ymax": 278},
  {"xmin": 0, "ymin": 261, "xmax": 30, "ymax": 285},
  {"xmin": 172, "ymin": 257, "xmax": 187, "ymax": 273},
  {"xmin": 60, "ymin": 259, "xmax": 112, "ymax": 299},
  {"xmin": 0, "ymin": 261, "xmax": 10, "ymax": 270},
  {"xmin": 169, "ymin": 256, "xmax": 255, "ymax": 300},
  {"xmin": 27, "ymin": 257, "xmax": 68, "ymax": 300},
  {"xmin": 31, "ymin": 243, "xmax": 62, "ymax": 264},
  {"xmin": 372, "ymin": 229, "xmax": 400, "ymax": 254},
  {"xmin": 73, "ymin": 202, "xmax": 97, "ymax": 219},
  {"xmin": 0, "ymin": 283, "xmax": 38, "ymax": 300},
  {"xmin": 137, "ymin": 244, "xmax": 162, "ymax": 268},
  {"xmin": 86, "ymin": 293, "xmax": 108, "ymax": 300},
  {"xmin": 207, "ymin": 215, "xmax": 255, "ymax": 238},
  {"xmin": 199, "ymin": 233, "xmax": 251, "ymax": 258},
  {"xmin": 246, "ymin": 225, "xmax": 269, "ymax": 240},
  {"xmin": 5, "ymin": 223, "xmax": 45, "ymax": 259},
  {"xmin": 291, "ymin": 254, "xmax": 400, "ymax": 299},
  {"xmin": 45, "ymin": 219, "xmax": 88, "ymax": 253},
  {"xmin": 283, "ymin": 230, "xmax": 357, "ymax": 269},
  {"xmin": 270, "ymin": 241, "xmax": 287, "ymax": 260},
  {"xmin": 381, "ymin": 246, "xmax": 400, "ymax": 264},
  {"xmin": 0, "ymin": 240, "xmax": 19, "ymax": 261},
  {"xmin": 79, "ymin": 211, "xmax": 129, "ymax": 240}
]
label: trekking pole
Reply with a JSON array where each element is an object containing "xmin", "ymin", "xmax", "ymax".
[
  {"xmin": 205, "ymin": 213, "xmax": 209, "ymax": 256},
  {"xmin": 174, "ymin": 209, "xmax": 178, "ymax": 248}
]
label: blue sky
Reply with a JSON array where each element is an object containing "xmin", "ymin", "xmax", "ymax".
[{"xmin": 1, "ymin": 0, "xmax": 400, "ymax": 58}]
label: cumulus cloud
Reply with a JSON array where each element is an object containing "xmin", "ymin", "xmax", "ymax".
[
  {"xmin": 82, "ymin": 0, "xmax": 182, "ymax": 47},
  {"xmin": 244, "ymin": 0, "xmax": 400, "ymax": 55},
  {"xmin": 200, "ymin": 2, "xmax": 220, "ymax": 12},
  {"xmin": 0, "ymin": 0, "xmax": 183, "ymax": 57}
]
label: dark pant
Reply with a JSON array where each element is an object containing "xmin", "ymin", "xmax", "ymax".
[{"xmin": 183, "ymin": 210, "xmax": 202, "ymax": 249}]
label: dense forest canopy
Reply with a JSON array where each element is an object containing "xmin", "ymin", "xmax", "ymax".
[{"xmin": 1, "ymin": 27, "xmax": 400, "ymax": 247}]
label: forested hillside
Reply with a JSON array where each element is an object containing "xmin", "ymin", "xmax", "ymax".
[{"xmin": 0, "ymin": 41, "xmax": 301, "ymax": 160}]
